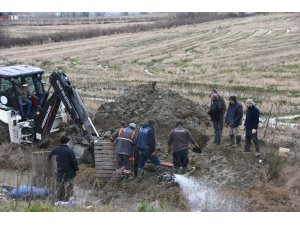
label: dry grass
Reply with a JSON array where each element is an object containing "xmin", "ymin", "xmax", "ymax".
[{"xmin": 1, "ymin": 13, "xmax": 299, "ymax": 116}]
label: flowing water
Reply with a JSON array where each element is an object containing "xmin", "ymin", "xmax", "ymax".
[{"xmin": 174, "ymin": 175, "xmax": 243, "ymax": 212}]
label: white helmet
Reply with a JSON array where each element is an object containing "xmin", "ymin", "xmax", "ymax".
[{"xmin": 129, "ymin": 123, "xmax": 137, "ymax": 129}]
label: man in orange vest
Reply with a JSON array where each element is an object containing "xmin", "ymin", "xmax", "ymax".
[{"xmin": 111, "ymin": 123, "xmax": 137, "ymax": 176}]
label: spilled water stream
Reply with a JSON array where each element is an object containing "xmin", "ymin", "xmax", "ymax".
[{"xmin": 174, "ymin": 175, "xmax": 243, "ymax": 212}]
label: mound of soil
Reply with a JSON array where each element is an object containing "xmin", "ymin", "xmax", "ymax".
[{"xmin": 93, "ymin": 82, "xmax": 210, "ymax": 148}]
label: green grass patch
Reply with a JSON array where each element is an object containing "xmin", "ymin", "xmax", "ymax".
[
  {"xmin": 137, "ymin": 201, "xmax": 159, "ymax": 212},
  {"xmin": 175, "ymin": 59, "xmax": 192, "ymax": 69},
  {"xmin": 185, "ymin": 45, "xmax": 199, "ymax": 53},
  {"xmin": 69, "ymin": 58, "xmax": 81, "ymax": 67},
  {"xmin": 148, "ymin": 67, "xmax": 163, "ymax": 75}
]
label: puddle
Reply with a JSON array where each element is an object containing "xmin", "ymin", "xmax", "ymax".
[{"xmin": 261, "ymin": 114, "xmax": 300, "ymax": 129}]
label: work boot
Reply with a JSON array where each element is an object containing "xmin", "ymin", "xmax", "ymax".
[
  {"xmin": 235, "ymin": 136, "xmax": 242, "ymax": 147},
  {"xmin": 244, "ymin": 142, "xmax": 251, "ymax": 152},
  {"xmin": 227, "ymin": 135, "xmax": 235, "ymax": 146}
]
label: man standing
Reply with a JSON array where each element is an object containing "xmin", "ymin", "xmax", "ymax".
[
  {"xmin": 225, "ymin": 96, "xmax": 243, "ymax": 147},
  {"xmin": 49, "ymin": 136, "xmax": 79, "ymax": 201},
  {"xmin": 208, "ymin": 93, "xmax": 223, "ymax": 145},
  {"xmin": 211, "ymin": 90, "xmax": 227, "ymax": 134},
  {"xmin": 244, "ymin": 99, "xmax": 260, "ymax": 156},
  {"xmin": 136, "ymin": 120, "xmax": 162, "ymax": 177},
  {"xmin": 167, "ymin": 121, "xmax": 199, "ymax": 174},
  {"xmin": 111, "ymin": 123, "xmax": 137, "ymax": 176}
]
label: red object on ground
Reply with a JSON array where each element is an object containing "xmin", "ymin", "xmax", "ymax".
[{"xmin": 161, "ymin": 161, "xmax": 174, "ymax": 167}]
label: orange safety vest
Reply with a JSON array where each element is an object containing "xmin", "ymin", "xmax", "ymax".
[{"xmin": 117, "ymin": 128, "xmax": 136, "ymax": 143}]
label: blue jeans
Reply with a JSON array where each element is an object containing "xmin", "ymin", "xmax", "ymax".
[
  {"xmin": 138, "ymin": 149, "xmax": 160, "ymax": 170},
  {"xmin": 18, "ymin": 97, "xmax": 32, "ymax": 115},
  {"xmin": 213, "ymin": 121, "xmax": 222, "ymax": 144}
]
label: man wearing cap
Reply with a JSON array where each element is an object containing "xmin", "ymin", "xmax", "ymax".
[
  {"xmin": 225, "ymin": 96, "xmax": 243, "ymax": 147},
  {"xmin": 136, "ymin": 120, "xmax": 162, "ymax": 177},
  {"xmin": 167, "ymin": 121, "xmax": 200, "ymax": 174},
  {"xmin": 15, "ymin": 78, "xmax": 32, "ymax": 116},
  {"xmin": 49, "ymin": 136, "xmax": 79, "ymax": 201},
  {"xmin": 244, "ymin": 99, "xmax": 261, "ymax": 156},
  {"xmin": 111, "ymin": 123, "xmax": 137, "ymax": 176}
]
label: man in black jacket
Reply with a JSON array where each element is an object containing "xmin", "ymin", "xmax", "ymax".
[
  {"xmin": 244, "ymin": 99, "xmax": 260, "ymax": 156},
  {"xmin": 208, "ymin": 93, "xmax": 223, "ymax": 145},
  {"xmin": 225, "ymin": 96, "xmax": 243, "ymax": 147},
  {"xmin": 211, "ymin": 90, "xmax": 227, "ymax": 134},
  {"xmin": 49, "ymin": 136, "xmax": 79, "ymax": 201}
]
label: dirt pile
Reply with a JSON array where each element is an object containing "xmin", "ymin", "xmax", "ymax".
[{"xmin": 93, "ymin": 82, "xmax": 210, "ymax": 148}]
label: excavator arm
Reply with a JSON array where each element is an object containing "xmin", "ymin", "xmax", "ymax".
[{"xmin": 34, "ymin": 71, "xmax": 99, "ymax": 154}]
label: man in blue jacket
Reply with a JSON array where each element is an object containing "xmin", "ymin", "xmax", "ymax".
[
  {"xmin": 244, "ymin": 99, "xmax": 260, "ymax": 156},
  {"xmin": 49, "ymin": 136, "xmax": 79, "ymax": 201},
  {"xmin": 136, "ymin": 120, "xmax": 162, "ymax": 177},
  {"xmin": 225, "ymin": 96, "xmax": 243, "ymax": 147}
]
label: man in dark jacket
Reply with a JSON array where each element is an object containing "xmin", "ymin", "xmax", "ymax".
[
  {"xmin": 211, "ymin": 90, "xmax": 227, "ymax": 134},
  {"xmin": 244, "ymin": 99, "xmax": 260, "ymax": 156},
  {"xmin": 167, "ymin": 121, "xmax": 199, "ymax": 174},
  {"xmin": 111, "ymin": 123, "xmax": 137, "ymax": 176},
  {"xmin": 225, "ymin": 96, "xmax": 243, "ymax": 147},
  {"xmin": 208, "ymin": 93, "xmax": 223, "ymax": 145},
  {"xmin": 136, "ymin": 120, "xmax": 161, "ymax": 177},
  {"xmin": 49, "ymin": 136, "xmax": 79, "ymax": 201}
]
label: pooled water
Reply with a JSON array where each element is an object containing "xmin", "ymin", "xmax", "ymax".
[{"xmin": 174, "ymin": 175, "xmax": 242, "ymax": 212}]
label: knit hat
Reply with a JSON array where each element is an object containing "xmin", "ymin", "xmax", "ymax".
[
  {"xmin": 246, "ymin": 99, "xmax": 254, "ymax": 105},
  {"xmin": 229, "ymin": 96, "xmax": 237, "ymax": 102},
  {"xmin": 60, "ymin": 136, "xmax": 70, "ymax": 144},
  {"xmin": 129, "ymin": 123, "xmax": 137, "ymax": 129}
]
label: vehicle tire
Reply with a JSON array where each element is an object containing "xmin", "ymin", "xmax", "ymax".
[{"xmin": 0, "ymin": 121, "xmax": 10, "ymax": 144}]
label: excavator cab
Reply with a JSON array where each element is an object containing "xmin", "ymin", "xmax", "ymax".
[
  {"xmin": 0, "ymin": 65, "xmax": 45, "ymax": 118},
  {"xmin": 0, "ymin": 65, "xmax": 66, "ymax": 144}
]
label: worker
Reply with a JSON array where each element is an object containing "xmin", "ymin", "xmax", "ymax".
[
  {"xmin": 49, "ymin": 136, "xmax": 79, "ymax": 201},
  {"xmin": 211, "ymin": 89, "xmax": 227, "ymax": 134},
  {"xmin": 244, "ymin": 99, "xmax": 261, "ymax": 156},
  {"xmin": 208, "ymin": 93, "xmax": 223, "ymax": 145},
  {"xmin": 136, "ymin": 120, "xmax": 162, "ymax": 177},
  {"xmin": 225, "ymin": 96, "xmax": 243, "ymax": 147},
  {"xmin": 167, "ymin": 121, "xmax": 200, "ymax": 174},
  {"xmin": 111, "ymin": 123, "xmax": 137, "ymax": 177},
  {"xmin": 15, "ymin": 78, "xmax": 32, "ymax": 117}
]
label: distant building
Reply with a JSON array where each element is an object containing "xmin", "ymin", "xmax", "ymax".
[{"xmin": 0, "ymin": 12, "xmax": 19, "ymax": 21}]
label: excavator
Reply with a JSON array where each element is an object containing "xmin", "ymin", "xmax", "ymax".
[{"xmin": 0, "ymin": 65, "xmax": 100, "ymax": 164}]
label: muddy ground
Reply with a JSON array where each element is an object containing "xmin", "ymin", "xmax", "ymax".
[{"xmin": 0, "ymin": 84, "xmax": 299, "ymax": 211}]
